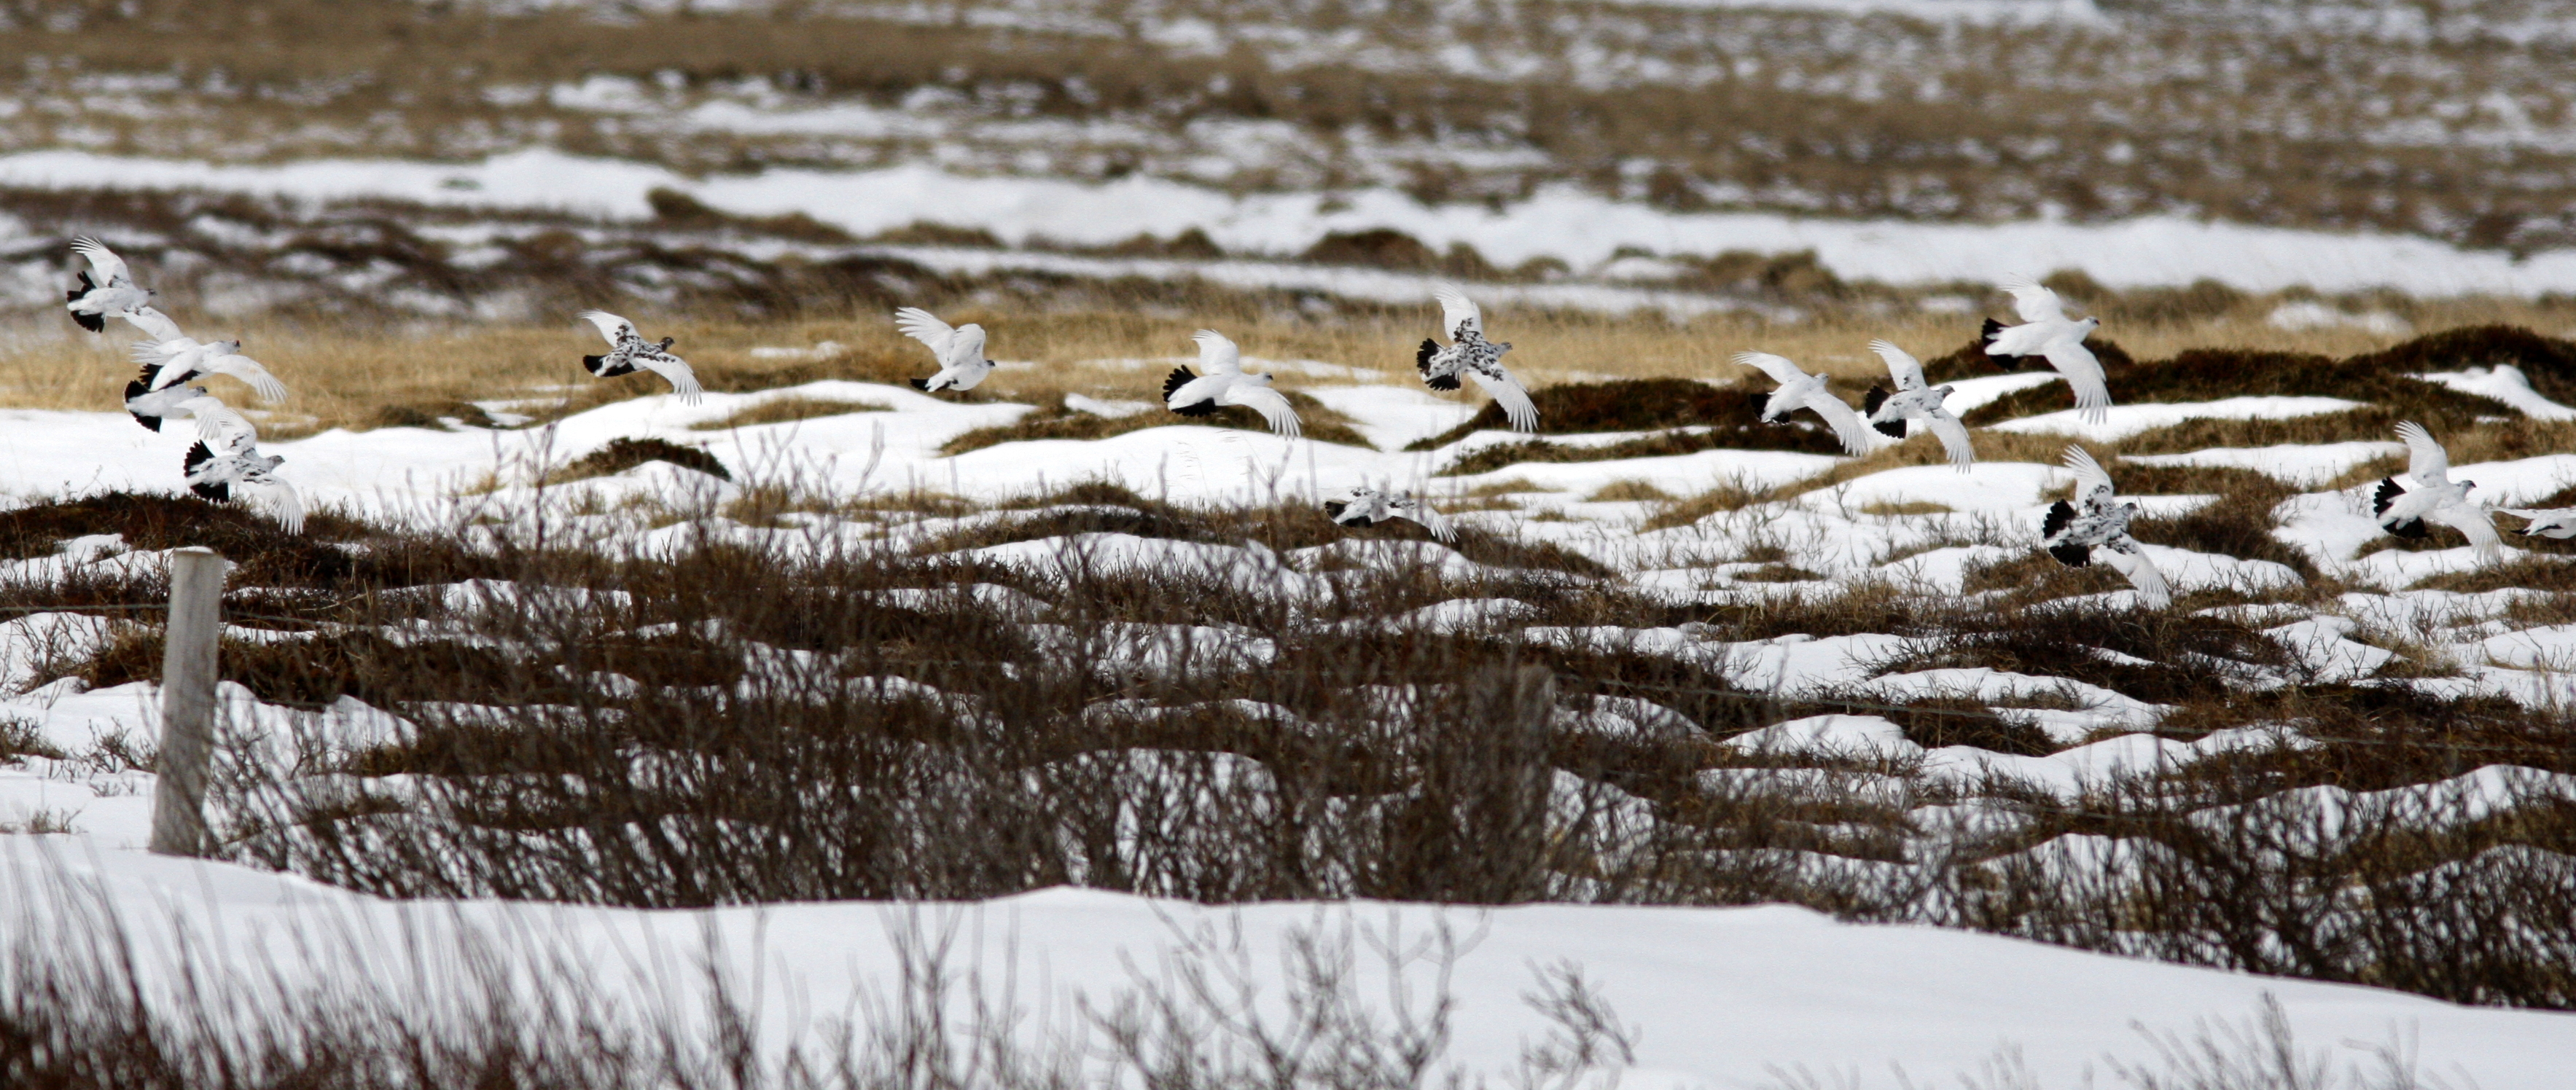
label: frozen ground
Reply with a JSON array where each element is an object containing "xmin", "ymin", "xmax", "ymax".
[
  {"xmin": 1, "ymin": 834, "xmax": 2567, "ymax": 1087},
  {"xmin": 7, "ymin": 327, "xmax": 2576, "ymax": 1074},
  {"xmin": 15, "ymin": 149, "xmax": 2576, "ymax": 297}
]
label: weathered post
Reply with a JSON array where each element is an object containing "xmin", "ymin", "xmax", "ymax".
[{"xmin": 149, "ymin": 547, "xmax": 227, "ymax": 857}]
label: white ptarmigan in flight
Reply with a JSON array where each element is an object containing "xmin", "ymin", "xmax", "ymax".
[
  {"xmin": 133, "ymin": 337, "xmax": 290, "ymax": 404},
  {"xmin": 64, "ymin": 237, "xmax": 157, "ymax": 333},
  {"xmin": 1162, "ymin": 329, "xmax": 1303, "ymax": 439},
  {"xmin": 1323, "ymin": 486, "xmax": 1456, "ymax": 543},
  {"xmin": 1981, "ymin": 278, "xmax": 2112, "ymax": 423},
  {"xmin": 1417, "ymin": 286, "xmax": 1538, "ymax": 433},
  {"xmin": 578, "ymin": 311, "xmax": 703, "ymax": 405},
  {"xmin": 2502, "ymin": 506, "xmax": 2576, "ymax": 538},
  {"xmin": 2040, "ymin": 444, "xmax": 2170, "ymax": 608},
  {"xmin": 2373, "ymin": 420, "xmax": 2502, "ymax": 560},
  {"xmin": 1734, "ymin": 351, "xmax": 1875, "ymax": 456},
  {"xmin": 1862, "ymin": 340, "xmax": 1975, "ymax": 471},
  {"xmin": 184, "ymin": 429, "xmax": 305, "ymax": 535},
  {"xmin": 895, "ymin": 307, "xmax": 994, "ymax": 393},
  {"xmin": 123, "ymin": 380, "xmax": 257, "ymax": 442}
]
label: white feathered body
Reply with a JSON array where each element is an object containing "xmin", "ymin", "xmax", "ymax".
[{"xmin": 897, "ymin": 307, "xmax": 995, "ymax": 392}]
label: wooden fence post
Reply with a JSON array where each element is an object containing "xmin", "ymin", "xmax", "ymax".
[{"xmin": 149, "ymin": 547, "xmax": 227, "ymax": 858}]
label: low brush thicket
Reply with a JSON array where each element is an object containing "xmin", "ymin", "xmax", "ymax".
[{"xmin": 4, "ymin": 488, "xmax": 2569, "ymax": 1015}]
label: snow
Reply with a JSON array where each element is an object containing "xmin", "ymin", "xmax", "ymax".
[
  {"xmin": 2124, "ymin": 442, "xmax": 2404, "ymax": 487},
  {"xmin": 1988, "ymin": 396, "xmax": 2367, "ymax": 443},
  {"xmin": 4, "ymin": 839, "xmax": 2571, "ymax": 1087},
  {"xmin": 22, "ymin": 149, "xmax": 2576, "ymax": 296},
  {"xmin": 1720, "ymin": 713, "xmax": 1918, "ymax": 758},
  {"xmin": 2410, "ymin": 365, "xmax": 2576, "ymax": 420}
]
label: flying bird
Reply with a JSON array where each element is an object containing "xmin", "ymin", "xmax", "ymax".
[
  {"xmin": 895, "ymin": 307, "xmax": 994, "ymax": 393},
  {"xmin": 2502, "ymin": 507, "xmax": 2576, "ymax": 538},
  {"xmin": 120, "ymin": 306, "xmax": 187, "ymax": 343},
  {"xmin": 1416, "ymin": 286, "xmax": 1538, "ymax": 433},
  {"xmin": 2040, "ymin": 444, "xmax": 2169, "ymax": 608},
  {"xmin": 1323, "ymin": 485, "xmax": 1456, "ymax": 543},
  {"xmin": 1862, "ymin": 340, "xmax": 1975, "ymax": 471},
  {"xmin": 184, "ymin": 431, "xmax": 304, "ymax": 534},
  {"xmin": 1735, "ymin": 351, "xmax": 1875, "ymax": 456},
  {"xmin": 1980, "ymin": 278, "xmax": 2112, "ymax": 423},
  {"xmin": 133, "ymin": 337, "xmax": 289, "ymax": 403},
  {"xmin": 578, "ymin": 311, "xmax": 703, "ymax": 405},
  {"xmin": 123, "ymin": 380, "xmax": 257, "ymax": 442},
  {"xmin": 1161, "ymin": 329, "xmax": 1303, "ymax": 439},
  {"xmin": 2373, "ymin": 421, "xmax": 2502, "ymax": 560},
  {"xmin": 64, "ymin": 237, "xmax": 155, "ymax": 333}
]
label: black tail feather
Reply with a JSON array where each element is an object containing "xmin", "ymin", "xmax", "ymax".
[
  {"xmin": 2040, "ymin": 499, "xmax": 2075, "ymax": 541},
  {"xmin": 2372, "ymin": 477, "xmax": 2406, "ymax": 519},
  {"xmin": 1162, "ymin": 366, "xmax": 1198, "ymax": 403},
  {"xmin": 2386, "ymin": 518, "xmax": 2429, "ymax": 539},
  {"xmin": 909, "ymin": 377, "xmax": 932, "ymax": 391},
  {"xmin": 582, "ymin": 353, "xmax": 608, "ymax": 376},
  {"xmin": 1416, "ymin": 339, "xmax": 1461, "ymax": 390},
  {"xmin": 1862, "ymin": 384, "xmax": 1905, "ymax": 436},
  {"xmin": 1980, "ymin": 317, "xmax": 2025, "ymax": 370},
  {"xmin": 122, "ymin": 379, "xmax": 160, "ymax": 431},
  {"xmin": 183, "ymin": 442, "xmax": 227, "ymax": 499},
  {"xmin": 2047, "ymin": 541, "xmax": 2093, "ymax": 567}
]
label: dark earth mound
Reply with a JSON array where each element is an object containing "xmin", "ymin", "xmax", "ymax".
[
  {"xmin": 559, "ymin": 437, "xmax": 734, "ymax": 482},
  {"xmin": 1405, "ymin": 377, "xmax": 1851, "ymax": 456}
]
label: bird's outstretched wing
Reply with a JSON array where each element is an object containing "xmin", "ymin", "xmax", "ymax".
[
  {"xmin": 1925, "ymin": 410, "xmax": 1975, "ymax": 471},
  {"xmin": 1801, "ymin": 390, "xmax": 1875, "ymax": 456},
  {"xmin": 638, "ymin": 352, "xmax": 705, "ymax": 406},
  {"xmin": 578, "ymin": 310, "xmax": 637, "ymax": 346},
  {"xmin": 2394, "ymin": 421, "xmax": 2451, "ymax": 484},
  {"xmin": 944, "ymin": 324, "xmax": 989, "ymax": 369},
  {"xmin": 1869, "ymin": 340, "xmax": 1927, "ymax": 393},
  {"xmin": 2097, "ymin": 541, "xmax": 2171, "ymax": 608},
  {"xmin": 1464, "ymin": 365, "xmax": 1539, "ymax": 433},
  {"xmin": 2002, "ymin": 278, "xmax": 2068, "ymax": 324},
  {"xmin": 894, "ymin": 307, "xmax": 956, "ymax": 353},
  {"xmin": 178, "ymin": 396, "xmax": 256, "ymax": 444},
  {"xmin": 250, "ymin": 477, "xmax": 306, "ymax": 535},
  {"xmin": 1393, "ymin": 498, "xmax": 1457, "ymax": 543},
  {"xmin": 120, "ymin": 307, "xmax": 185, "ymax": 342},
  {"xmin": 1221, "ymin": 383, "xmax": 1302, "ymax": 439},
  {"xmin": 2059, "ymin": 444, "xmax": 2115, "ymax": 506},
  {"xmin": 2424, "ymin": 501, "xmax": 2504, "ymax": 560},
  {"xmin": 71, "ymin": 237, "xmax": 132, "ymax": 285},
  {"xmin": 1732, "ymin": 351, "xmax": 1809, "ymax": 386},
  {"xmin": 2041, "ymin": 340, "xmax": 2112, "ymax": 423},
  {"xmin": 130, "ymin": 337, "xmax": 198, "ymax": 365},
  {"xmin": 1193, "ymin": 329, "xmax": 1242, "ymax": 375},
  {"xmin": 206, "ymin": 350, "xmax": 290, "ymax": 403},
  {"xmin": 1432, "ymin": 286, "xmax": 1483, "ymax": 340}
]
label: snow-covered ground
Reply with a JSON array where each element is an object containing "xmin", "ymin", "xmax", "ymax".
[
  {"xmin": 9, "ymin": 327, "xmax": 2576, "ymax": 1075},
  {"xmin": 4, "ymin": 836, "xmax": 2569, "ymax": 1087},
  {"xmin": 15, "ymin": 149, "xmax": 2576, "ymax": 296}
]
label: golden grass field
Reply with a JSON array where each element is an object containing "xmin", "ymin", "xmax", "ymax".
[{"xmin": 6, "ymin": 297, "xmax": 2564, "ymax": 438}]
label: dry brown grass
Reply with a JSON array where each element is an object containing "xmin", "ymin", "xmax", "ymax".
[
  {"xmin": 7, "ymin": 302, "xmax": 2574, "ymax": 442},
  {"xmin": 17, "ymin": 0, "xmax": 2576, "ymax": 258}
]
